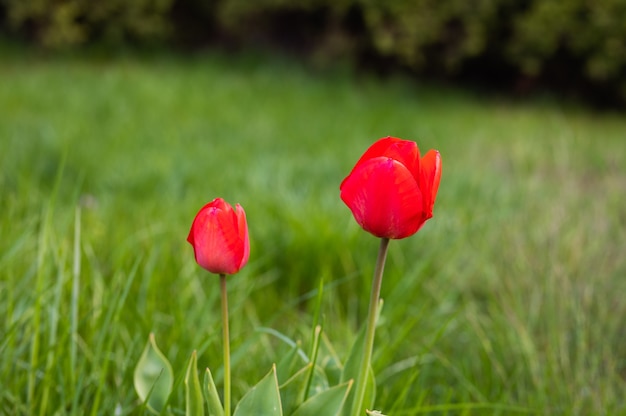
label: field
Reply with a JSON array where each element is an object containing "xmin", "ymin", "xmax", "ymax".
[{"xmin": 1, "ymin": 50, "xmax": 625, "ymax": 415}]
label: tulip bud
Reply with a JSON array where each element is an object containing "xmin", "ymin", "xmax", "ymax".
[{"xmin": 187, "ymin": 198, "xmax": 250, "ymax": 274}]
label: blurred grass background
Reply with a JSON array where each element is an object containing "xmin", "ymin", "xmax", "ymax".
[{"xmin": 1, "ymin": 49, "xmax": 626, "ymax": 415}]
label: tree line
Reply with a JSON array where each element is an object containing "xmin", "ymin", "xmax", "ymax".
[{"xmin": 2, "ymin": 0, "xmax": 625, "ymax": 106}]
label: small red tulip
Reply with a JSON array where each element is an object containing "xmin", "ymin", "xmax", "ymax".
[
  {"xmin": 340, "ymin": 136, "xmax": 441, "ymax": 239},
  {"xmin": 187, "ymin": 198, "xmax": 250, "ymax": 274}
]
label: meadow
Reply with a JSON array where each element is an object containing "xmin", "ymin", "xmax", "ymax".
[{"xmin": 1, "ymin": 49, "xmax": 625, "ymax": 415}]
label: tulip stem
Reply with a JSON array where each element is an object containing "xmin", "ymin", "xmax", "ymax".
[
  {"xmin": 220, "ymin": 273, "xmax": 231, "ymax": 416},
  {"xmin": 351, "ymin": 237, "xmax": 390, "ymax": 416}
]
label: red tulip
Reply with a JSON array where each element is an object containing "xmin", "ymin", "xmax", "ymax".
[
  {"xmin": 187, "ymin": 198, "xmax": 250, "ymax": 274},
  {"xmin": 340, "ymin": 136, "xmax": 441, "ymax": 239}
]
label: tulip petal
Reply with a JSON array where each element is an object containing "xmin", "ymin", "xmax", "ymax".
[
  {"xmin": 419, "ymin": 150, "xmax": 442, "ymax": 219},
  {"xmin": 235, "ymin": 203, "xmax": 250, "ymax": 270},
  {"xmin": 340, "ymin": 157, "xmax": 424, "ymax": 239},
  {"xmin": 343, "ymin": 137, "xmax": 420, "ymax": 187},
  {"xmin": 191, "ymin": 208, "xmax": 232, "ymax": 274},
  {"xmin": 210, "ymin": 206, "xmax": 245, "ymax": 274},
  {"xmin": 187, "ymin": 199, "xmax": 220, "ymax": 247},
  {"xmin": 382, "ymin": 139, "xmax": 420, "ymax": 177},
  {"xmin": 188, "ymin": 198, "xmax": 248, "ymax": 275},
  {"xmin": 353, "ymin": 137, "xmax": 401, "ymax": 162}
]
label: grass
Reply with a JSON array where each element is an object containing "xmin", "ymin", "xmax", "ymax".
[{"xmin": 1, "ymin": 48, "xmax": 625, "ymax": 415}]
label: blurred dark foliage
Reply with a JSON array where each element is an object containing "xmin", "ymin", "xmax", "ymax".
[{"xmin": 1, "ymin": 0, "xmax": 625, "ymax": 108}]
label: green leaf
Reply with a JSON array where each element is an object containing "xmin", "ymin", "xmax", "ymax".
[
  {"xmin": 203, "ymin": 368, "xmax": 225, "ymax": 416},
  {"xmin": 304, "ymin": 364, "xmax": 330, "ymax": 398},
  {"xmin": 303, "ymin": 325, "xmax": 322, "ymax": 401},
  {"xmin": 291, "ymin": 380, "xmax": 353, "ymax": 416},
  {"xmin": 340, "ymin": 325, "xmax": 365, "ymax": 384},
  {"xmin": 185, "ymin": 351, "xmax": 204, "ymax": 416},
  {"xmin": 318, "ymin": 333, "xmax": 342, "ymax": 387},
  {"xmin": 308, "ymin": 278, "xmax": 325, "ymax": 360},
  {"xmin": 134, "ymin": 333, "xmax": 174, "ymax": 414},
  {"xmin": 233, "ymin": 365, "xmax": 282, "ymax": 416},
  {"xmin": 276, "ymin": 342, "xmax": 304, "ymax": 385},
  {"xmin": 363, "ymin": 368, "xmax": 377, "ymax": 415},
  {"xmin": 340, "ymin": 326, "xmax": 376, "ymax": 416},
  {"xmin": 278, "ymin": 364, "xmax": 311, "ymax": 415}
]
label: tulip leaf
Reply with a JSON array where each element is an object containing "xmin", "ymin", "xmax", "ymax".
[
  {"xmin": 276, "ymin": 343, "xmax": 303, "ymax": 385},
  {"xmin": 303, "ymin": 325, "xmax": 322, "ymax": 400},
  {"xmin": 203, "ymin": 368, "xmax": 225, "ymax": 416},
  {"xmin": 185, "ymin": 351, "xmax": 204, "ymax": 416},
  {"xmin": 233, "ymin": 365, "xmax": 282, "ymax": 416},
  {"xmin": 363, "ymin": 369, "xmax": 377, "ymax": 416},
  {"xmin": 305, "ymin": 362, "xmax": 330, "ymax": 398},
  {"xmin": 318, "ymin": 333, "xmax": 343, "ymax": 386},
  {"xmin": 340, "ymin": 325, "xmax": 377, "ymax": 416},
  {"xmin": 134, "ymin": 333, "xmax": 174, "ymax": 414},
  {"xmin": 291, "ymin": 380, "xmax": 353, "ymax": 416},
  {"xmin": 278, "ymin": 363, "xmax": 311, "ymax": 415}
]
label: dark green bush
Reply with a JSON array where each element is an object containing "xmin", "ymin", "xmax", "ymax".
[
  {"xmin": 508, "ymin": 0, "xmax": 626, "ymax": 101},
  {"xmin": 1, "ymin": 0, "xmax": 173, "ymax": 47},
  {"xmin": 212, "ymin": 0, "xmax": 503, "ymax": 72},
  {"xmin": 1, "ymin": 0, "xmax": 624, "ymax": 105},
  {"xmin": 355, "ymin": 0, "xmax": 501, "ymax": 72},
  {"xmin": 208, "ymin": 0, "xmax": 625, "ymax": 104},
  {"xmin": 510, "ymin": 0, "xmax": 626, "ymax": 81}
]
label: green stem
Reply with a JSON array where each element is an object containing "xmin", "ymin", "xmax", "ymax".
[
  {"xmin": 351, "ymin": 237, "xmax": 390, "ymax": 416},
  {"xmin": 220, "ymin": 274, "xmax": 231, "ymax": 416}
]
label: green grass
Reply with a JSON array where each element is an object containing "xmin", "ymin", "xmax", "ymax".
[{"xmin": 1, "ymin": 49, "xmax": 625, "ymax": 415}]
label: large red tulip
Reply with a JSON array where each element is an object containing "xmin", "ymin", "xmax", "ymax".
[
  {"xmin": 187, "ymin": 198, "xmax": 250, "ymax": 274},
  {"xmin": 340, "ymin": 136, "xmax": 441, "ymax": 239}
]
